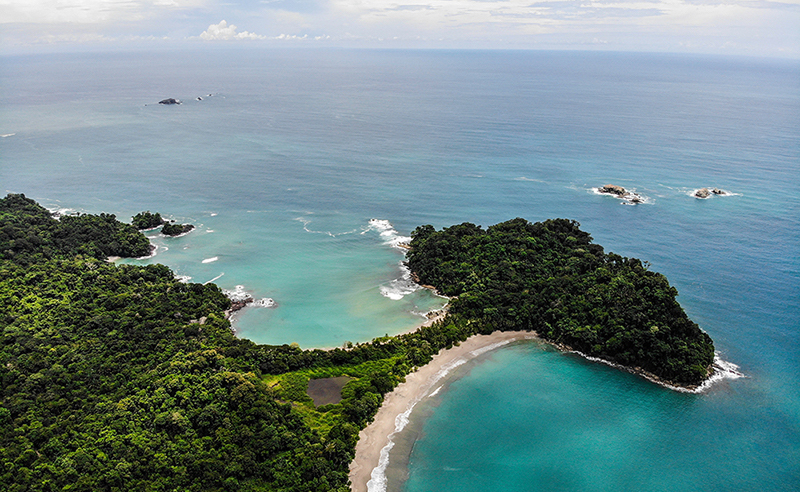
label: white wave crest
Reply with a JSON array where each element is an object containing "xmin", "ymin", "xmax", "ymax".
[
  {"xmin": 470, "ymin": 339, "xmax": 515, "ymax": 357},
  {"xmin": 175, "ymin": 275, "xmax": 192, "ymax": 283},
  {"xmin": 364, "ymin": 218, "xmax": 412, "ymax": 249},
  {"xmin": 568, "ymin": 349, "xmax": 744, "ymax": 394},
  {"xmin": 204, "ymin": 273, "xmax": 225, "ymax": 284},
  {"xmin": 694, "ymin": 353, "xmax": 746, "ymax": 392},
  {"xmin": 591, "ymin": 186, "xmax": 652, "ymax": 205},
  {"xmin": 223, "ymin": 285, "xmax": 250, "ymax": 301},
  {"xmin": 252, "ymin": 298, "xmax": 276, "ymax": 308},
  {"xmin": 202, "ymin": 256, "xmax": 218, "ymax": 264},
  {"xmin": 135, "ymin": 245, "xmax": 159, "ymax": 259},
  {"xmin": 221, "ymin": 285, "xmax": 276, "ymax": 307},
  {"xmin": 379, "ymin": 263, "xmax": 419, "ymax": 301},
  {"xmin": 294, "ymin": 216, "xmax": 359, "ymax": 237},
  {"xmin": 367, "ymin": 357, "xmax": 467, "ymax": 492}
]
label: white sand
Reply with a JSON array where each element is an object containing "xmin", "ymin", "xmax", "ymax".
[{"xmin": 349, "ymin": 330, "xmax": 538, "ymax": 492}]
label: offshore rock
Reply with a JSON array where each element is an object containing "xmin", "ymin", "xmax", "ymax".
[
  {"xmin": 158, "ymin": 98, "xmax": 181, "ymax": 105},
  {"xmin": 599, "ymin": 184, "xmax": 626, "ymax": 196},
  {"xmin": 695, "ymin": 188, "xmax": 711, "ymax": 199}
]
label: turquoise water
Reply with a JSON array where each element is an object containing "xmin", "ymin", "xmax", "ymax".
[{"xmin": 1, "ymin": 49, "xmax": 798, "ymax": 490}]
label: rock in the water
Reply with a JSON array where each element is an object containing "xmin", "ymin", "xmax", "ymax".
[
  {"xmin": 159, "ymin": 98, "xmax": 181, "ymax": 105},
  {"xmin": 694, "ymin": 188, "xmax": 711, "ymax": 198},
  {"xmin": 196, "ymin": 96, "xmax": 203, "ymax": 101},
  {"xmin": 712, "ymin": 188, "xmax": 726, "ymax": 195},
  {"xmin": 599, "ymin": 184, "xmax": 626, "ymax": 196}
]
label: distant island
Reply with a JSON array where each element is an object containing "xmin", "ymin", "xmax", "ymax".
[{"xmin": 0, "ymin": 194, "xmax": 715, "ymax": 491}]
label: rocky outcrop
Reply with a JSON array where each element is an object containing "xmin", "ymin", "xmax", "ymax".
[
  {"xmin": 598, "ymin": 184, "xmax": 644, "ymax": 205},
  {"xmin": 158, "ymin": 98, "xmax": 181, "ymax": 105},
  {"xmin": 712, "ymin": 188, "xmax": 726, "ymax": 195},
  {"xmin": 599, "ymin": 184, "xmax": 626, "ymax": 196},
  {"xmin": 694, "ymin": 188, "xmax": 711, "ymax": 198}
]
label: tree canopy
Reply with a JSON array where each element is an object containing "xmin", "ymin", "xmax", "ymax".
[
  {"xmin": 406, "ymin": 217, "xmax": 715, "ymax": 384},
  {"xmin": 0, "ymin": 196, "xmax": 716, "ymax": 491}
]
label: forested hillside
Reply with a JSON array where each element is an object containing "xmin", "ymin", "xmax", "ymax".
[
  {"xmin": 0, "ymin": 195, "xmax": 715, "ymax": 491},
  {"xmin": 0, "ymin": 194, "xmax": 478, "ymax": 491},
  {"xmin": 406, "ymin": 218, "xmax": 715, "ymax": 384}
]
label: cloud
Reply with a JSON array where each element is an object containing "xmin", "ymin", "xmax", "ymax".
[{"xmin": 198, "ymin": 20, "xmax": 267, "ymax": 40}]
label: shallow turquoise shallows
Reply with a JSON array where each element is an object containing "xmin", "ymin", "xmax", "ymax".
[{"xmin": 1, "ymin": 49, "xmax": 797, "ymax": 491}]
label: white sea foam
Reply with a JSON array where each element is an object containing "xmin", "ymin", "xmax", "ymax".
[
  {"xmin": 47, "ymin": 206, "xmax": 77, "ymax": 219},
  {"xmin": 379, "ymin": 263, "xmax": 419, "ymax": 301},
  {"xmin": 469, "ymin": 339, "xmax": 518, "ymax": 357},
  {"xmin": 367, "ymin": 357, "xmax": 467, "ymax": 492},
  {"xmin": 252, "ymin": 297, "xmax": 276, "ymax": 308},
  {"xmin": 688, "ymin": 188, "xmax": 740, "ymax": 199},
  {"xmin": 204, "ymin": 273, "xmax": 225, "ymax": 284},
  {"xmin": 223, "ymin": 285, "xmax": 249, "ymax": 301},
  {"xmin": 567, "ymin": 349, "xmax": 744, "ymax": 394},
  {"xmin": 206, "ymin": 229, "xmax": 214, "ymax": 233},
  {"xmin": 294, "ymin": 216, "xmax": 359, "ymax": 237},
  {"xmin": 514, "ymin": 176, "xmax": 546, "ymax": 183},
  {"xmin": 221, "ymin": 285, "xmax": 277, "ymax": 308},
  {"xmin": 0, "ymin": 133, "xmax": 15, "ymax": 138},
  {"xmin": 135, "ymin": 245, "xmax": 159, "ymax": 260},
  {"xmin": 210, "ymin": 213, "xmax": 218, "ymax": 217},
  {"xmin": 175, "ymin": 275, "xmax": 192, "ymax": 283},
  {"xmin": 591, "ymin": 186, "xmax": 652, "ymax": 205},
  {"xmin": 202, "ymin": 256, "xmax": 218, "ymax": 263},
  {"xmin": 694, "ymin": 353, "xmax": 746, "ymax": 392},
  {"xmin": 364, "ymin": 218, "xmax": 412, "ymax": 249}
]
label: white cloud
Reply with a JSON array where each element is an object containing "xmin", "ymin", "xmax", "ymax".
[{"xmin": 198, "ymin": 20, "xmax": 267, "ymax": 40}]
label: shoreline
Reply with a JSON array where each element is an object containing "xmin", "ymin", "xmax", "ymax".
[
  {"xmin": 348, "ymin": 329, "xmax": 736, "ymax": 492},
  {"xmin": 349, "ymin": 330, "xmax": 539, "ymax": 492}
]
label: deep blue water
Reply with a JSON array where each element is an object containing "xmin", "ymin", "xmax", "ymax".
[{"xmin": 1, "ymin": 49, "xmax": 798, "ymax": 490}]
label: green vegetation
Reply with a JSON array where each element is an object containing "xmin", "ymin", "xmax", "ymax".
[
  {"xmin": 0, "ymin": 196, "xmax": 715, "ymax": 491},
  {"xmin": 161, "ymin": 222, "xmax": 195, "ymax": 236},
  {"xmin": 131, "ymin": 211, "xmax": 165, "ymax": 230},
  {"xmin": 406, "ymin": 218, "xmax": 715, "ymax": 384},
  {"xmin": 0, "ymin": 194, "xmax": 151, "ymax": 264}
]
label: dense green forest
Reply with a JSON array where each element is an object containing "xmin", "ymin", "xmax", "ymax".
[
  {"xmin": 0, "ymin": 194, "xmax": 469, "ymax": 491},
  {"xmin": 131, "ymin": 211, "xmax": 165, "ymax": 230},
  {"xmin": 406, "ymin": 218, "xmax": 715, "ymax": 384},
  {"xmin": 0, "ymin": 195, "xmax": 714, "ymax": 491}
]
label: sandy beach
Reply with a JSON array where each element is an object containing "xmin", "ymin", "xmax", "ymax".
[{"xmin": 349, "ymin": 330, "xmax": 539, "ymax": 492}]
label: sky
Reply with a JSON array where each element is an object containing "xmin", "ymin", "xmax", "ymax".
[{"xmin": 0, "ymin": 0, "xmax": 798, "ymax": 57}]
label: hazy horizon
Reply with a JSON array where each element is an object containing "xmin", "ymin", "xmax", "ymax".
[{"xmin": 1, "ymin": 0, "xmax": 798, "ymax": 59}]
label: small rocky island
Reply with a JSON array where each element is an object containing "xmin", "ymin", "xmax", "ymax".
[
  {"xmin": 132, "ymin": 211, "xmax": 193, "ymax": 236},
  {"xmin": 694, "ymin": 187, "xmax": 727, "ymax": 199},
  {"xmin": 161, "ymin": 222, "xmax": 195, "ymax": 236},
  {"xmin": 598, "ymin": 184, "xmax": 644, "ymax": 204},
  {"xmin": 158, "ymin": 98, "xmax": 181, "ymax": 105}
]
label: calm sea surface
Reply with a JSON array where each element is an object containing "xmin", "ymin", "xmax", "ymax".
[{"xmin": 1, "ymin": 49, "xmax": 798, "ymax": 490}]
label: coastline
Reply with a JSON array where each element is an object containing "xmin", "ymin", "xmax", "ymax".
[
  {"xmin": 348, "ymin": 328, "xmax": 737, "ymax": 492},
  {"xmin": 349, "ymin": 330, "xmax": 539, "ymax": 492}
]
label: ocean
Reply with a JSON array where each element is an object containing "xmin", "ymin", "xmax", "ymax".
[{"xmin": 1, "ymin": 49, "xmax": 798, "ymax": 490}]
